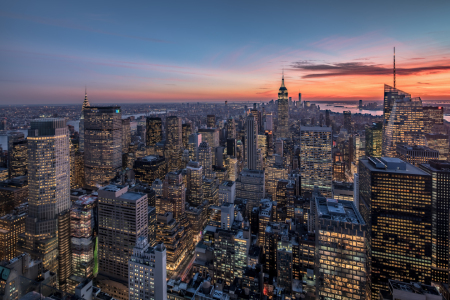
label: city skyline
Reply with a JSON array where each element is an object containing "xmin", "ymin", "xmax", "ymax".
[{"xmin": 1, "ymin": 0, "xmax": 450, "ymax": 104}]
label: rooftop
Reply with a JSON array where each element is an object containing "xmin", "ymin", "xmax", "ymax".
[
  {"xmin": 362, "ymin": 157, "xmax": 429, "ymax": 175},
  {"xmin": 316, "ymin": 197, "xmax": 364, "ymax": 225},
  {"xmin": 120, "ymin": 191, "xmax": 145, "ymax": 201},
  {"xmin": 389, "ymin": 280, "xmax": 440, "ymax": 296}
]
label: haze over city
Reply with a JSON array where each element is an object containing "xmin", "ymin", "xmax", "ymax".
[{"xmin": 1, "ymin": 0, "xmax": 450, "ymax": 104}]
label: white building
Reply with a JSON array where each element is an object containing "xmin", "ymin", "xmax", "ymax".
[
  {"xmin": 129, "ymin": 237, "xmax": 167, "ymax": 300},
  {"xmin": 218, "ymin": 180, "xmax": 236, "ymax": 205}
]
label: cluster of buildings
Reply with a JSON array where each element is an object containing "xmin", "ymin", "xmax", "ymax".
[{"xmin": 0, "ymin": 73, "xmax": 449, "ymax": 300}]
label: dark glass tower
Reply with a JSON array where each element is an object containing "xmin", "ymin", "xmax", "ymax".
[
  {"xmin": 146, "ymin": 117, "xmax": 163, "ymax": 148},
  {"xmin": 359, "ymin": 157, "xmax": 432, "ymax": 298},
  {"xmin": 365, "ymin": 122, "xmax": 382, "ymax": 157}
]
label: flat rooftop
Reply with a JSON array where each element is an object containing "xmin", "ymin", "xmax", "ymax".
[
  {"xmin": 389, "ymin": 280, "xmax": 440, "ymax": 296},
  {"xmin": 316, "ymin": 197, "xmax": 364, "ymax": 225},
  {"xmin": 361, "ymin": 157, "xmax": 429, "ymax": 176},
  {"xmin": 120, "ymin": 192, "xmax": 145, "ymax": 201}
]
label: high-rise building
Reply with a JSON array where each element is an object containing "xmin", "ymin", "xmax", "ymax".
[
  {"xmin": 396, "ymin": 144, "xmax": 439, "ymax": 166},
  {"xmin": 162, "ymin": 170, "xmax": 186, "ymax": 219},
  {"xmin": 382, "ymin": 85, "xmax": 425, "ymax": 157},
  {"xmin": 419, "ymin": 160, "xmax": 450, "ymax": 283},
  {"xmin": 423, "ymin": 106, "xmax": 444, "ymax": 133},
  {"xmin": 219, "ymin": 180, "xmax": 236, "ymax": 205},
  {"xmin": 0, "ymin": 206, "xmax": 26, "ymax": 261},
  {"xmin": 79, "ymin": 90, "xmax": 90, "ymax": 152},
  {"xmin": 98, "ymin": 185, "xmax": 148, "ymax": 282},
  {"xmin": 300, "ymin": 126, "xmax": 333, "ymax": 197},
  {"xmin": 198, "ymin": 141, "xmax": 212, "ymax": 178},
  {"xmin": 277, "ymin": 236, "xmax": 294, "ymax": 293},
  {"xmin": 226, "ymin": 138, "xmax": 236, "ymax": 157},
  {"xmin": 0, "ymin": 177, "xmax": 28, "ymax": 216},
  {"xmin": 365, "ymin": 122, "xmax": 383, "ymax": 157},
  {"xmin": 7, "ymin": 132, "xmax": 27, "ymax": 178},
  {"xmin": 236, "ymin": 169, "xmax": 265, "ymax": 216},
  {"xmin": 207, "ymin": 115, "xmax": 216, "ymax": 128},
  {"xmin": 182, "ymin": 123, "xmax": 192, "ymax": 149},
  {"xmin": 227, "ymin": 118, "xmax": 236, "ymax": 139},
  {"xmin": 264, "ymin": 113, "xmax": 273, "ymax": 131},
  {"xmin": 359, "ymin": 157, "xmax": 432, "ymax": 297},
  {"xmin": 23, "ymin": 118, "xmax": 71, "ymax": 274},
  {"xmin": 315, "ymin": 197, "xmax": 369, "ymax": 300},
  {"xmin": 70, "ymin": 194, "xmax": 97, "ymax": 278},
  {"xmin": 146, "ymin": 117, "xmax": 163, "ymax": 148},
  {"xmin": 188, "ymin": 132, "xmax": 202, "ymax": 161},
  {"xmin": 343, "ymin": 110, "xmax": 352, "ymax": 132},
  {"xmin": 198, "ymin": 128, "xmax": 219, "ymax": 162},
  {"xmin": 122, "ymin": 118, "xmax": 131, "ymax": 153},
  {"xmin": 84, "ymin": 106, "xmax": 122, "ymax": 187},
  {"xmin": 186, "ymin": 161, "xmax": 203, "ymax": 206},
  {"xmin": 128, "ymin": 237, "xmax": 167, "ymax": 300},
  {"xmin": 245, "ymin": 115, "xmax": 257, "ymax": 170},
  {"xmin": 166, "ymin": 116, "xmax": 182, "ymax": 172},
  {"xmin": 277, "ymin": 75, "xmax": 289, "ymax": 139},
  {"xmin": 425, "ymin": 133, "xmax": 449, "ymax": 161},
  {"xmin": 133, "ymin": 155, "xmax": 166, "ymax": 185}
]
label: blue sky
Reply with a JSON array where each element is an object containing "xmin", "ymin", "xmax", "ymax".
[{"xmin": 1, "ymin": 0, "xmax": 450, "ymax": 104}]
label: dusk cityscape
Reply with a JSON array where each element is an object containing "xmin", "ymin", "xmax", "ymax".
[{"xmin": 0, "ymin": 1, "xmax": 450, "ymax": 300}]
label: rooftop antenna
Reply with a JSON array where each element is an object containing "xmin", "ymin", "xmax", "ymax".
[{"xmin": 393, "ymin": 47, "xmax": 396, "ymax": 89}]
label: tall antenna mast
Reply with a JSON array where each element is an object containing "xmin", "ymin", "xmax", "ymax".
[{"xmin": 393, "ymin": 47, "xmax": 396, "ymax": 89}]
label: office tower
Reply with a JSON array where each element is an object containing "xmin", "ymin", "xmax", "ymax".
[
  {"xmin": 0, "ymin": 206, "xmax": 26, "ymax": 261},
  {"xmin": 146, "ymin": 117, "xmax": 163, "ymax": 148},
  {"xmin": 396, "ymin": 145, "xmax": 439, "ymax": 166},
  {"xmin": 365, "ymin": 122, "xmax": 383, "ymax": 157},
  {"xmin": 277, "ymin": 237, "xmax": 293, "ymax": 293},
  {"xmin": 0, "ymin": 177, "xmax": 28, "ymax": 216},
  {"xmin": 382, "ymin": 280, "xmax": 441, "ymax": 300},
  {"xmin": 300, "ymin": 126, "xmax": 333, "ymax": 197},
  {"xmin": 79, "ymin": 90, "xmax": 90, "ymax": 152},
  {"xmin": 382, "ymin": 85, "xmax": 425, "ymax": 157},
  {"xmin": 70, "ymin": 194, "xmax": 97, "ymax": 278},
  {"xmin": 226, "ymin": 138, "xmax": 236, "ymax": 157},
  {"xmin": 423, "ymin": 106, "xmax": 444, "ymax": 133},
  {"xmin": 188, "ymin": 132, "xmax": 202, "ymax": 161},
  {"xmin": 185, "ymin": 202, "xmax": 208, "ymax": 244},
  {"xmin": 155, "ymin": 212, "xmax": 189, "ymax": 272},
  {"xmin": 122, "ymin": 118, "xmax": 131, "ymax": 153},
  {"xmin": 84, "ymin": 106, "xmax": 122, "ymax": 187},
  {"xmin": 133, "ymin": 155, "xmax": 166, "ymax": 184},
  {"xmin": 277, "ymin": 74, "xmax": 289, "ymax": 139},
  {"xmin": 7, "ymin": 132, "xmax": 27, "ymax": 178},
  {"xmin": 265, "ymin": 155, "xmax": 289, "ymax": 198},
  {"xmin": 58, "ymin": 210, "xmax": 72, "ymax": 291},
  {"xmin": 236, "ymin": 169, "xmax": 265, "ymax": 216},
  {"xmin": 315, "ymin": 197, "xmax": 369, "ymax": 300},
  {"xmin": 182, "ymin": 123, "xmax": 191, "ymax": 149},
  {"xmin": 359, "ymin": 157, "xmax": 432, "ymax": 297},
  {"xmin": 264, "ymin": 113, "xmax": 273, "ymax": 131},
  {"xmin": 325, "ymin": 110, "xmax": 331, "ymax": 127},
  {"xmin": 23, "ymin": 118, "xmax": 70, "ymax": 274},
  {"xmin": 298, "ymin": 92, "xmax": 302, "ymax": 103},
  {"xmin": 213, "ymin": 230, "xmax": 235, "ymax": 285},
  {"xmin": 198, "ymin": 128, "xmax": 220, "ymax": 163},
  {"xmin": 98, "ymin": 185, "xmax": 148, "ymax": 282},
  {"xmin": 198, "ymin": 141, "xmax": 212, "ymax": 178},
  {"xmin": 234, "ymin": 229, "xmax": 251, "ymax": 279},
  {"xmin": 419, "ymin": 160, "xmax": 450, "ymax": 283},
  {"xmin": 250, "ymin": 108, "xmax": 260, "ymax": 133},
  {"xmin": 219, "ymin": 180, "xmax": 236, "ymax": 205},
  {"xmin": 352, "ymin": 134, "xmax": 365, "ymax": 165},
  {"xmin": 186, "ymin": 161, "xmax": 203, "ymax": 206},
  {"xmin": 426, "ymin": 133, "xmax": 449, "ymax": 161},
  {"xmin": 264, "ymin": 222, "xmax": 289, "ymax": 276},
  {"xmin": 245, "ymin": 115, "xmax": 257, "ymax": 170},
  {"xmin": 128, "ymin": 237, "xmax": 167, "ymax": 300},
  {"xmin": 203, "ymin": 177, "xmax": 219, "ymax": 206},
  {"xmin": 0, "ymin": 168, "xmax": 7, "ymax": 181},
  {"xmin": 227, "ymin": 118, "xmax": 236, "ymax": 139},
  {"xmin": 224, "ymin": 156, "xmax": 238, "ymax": 182},
  {"xmin": 343, "ymin": 110, "xmax": 352, "ymax": 132},
  {"xmin": 359, "ymin": 99, "xmax": 363, "ymax": 109},
  {"xmin": 162, "ymin": 170, "xmax": 186, "ymax": 219},
  {"xmin": 221, "ymin": 202, "xmax": 234, "ymax": 230},
  {"xmin": 207, "ymin": 114, "xmax": 216, "ymax": 128},
  {"xmin": 166, "ymin": 116, "xmax": 182, "ymax": 171}
]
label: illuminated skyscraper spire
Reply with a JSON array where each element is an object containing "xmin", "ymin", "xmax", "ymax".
[
  {"xmin": 82, "ymin": 86, "xmax": 90, "ymax": 110},
  {"xmin": 277, "ymin": 71, "xmax": 289, "ymax": 138}
]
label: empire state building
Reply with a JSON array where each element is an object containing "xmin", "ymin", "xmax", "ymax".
[{"xmin": 277, "ymin": 74, "xmax": 289, "ymax": 139}]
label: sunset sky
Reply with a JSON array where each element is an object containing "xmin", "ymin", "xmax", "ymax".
[{"xmin": 1, "ymin": 0, "xmax": 450, "ymax": 104}]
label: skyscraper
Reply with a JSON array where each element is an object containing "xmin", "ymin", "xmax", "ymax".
[
  {"xmin": 207, "ymin": 114, "xmax": 216, "ymax": 128},
  {"xmin": 162, "ymin": 170, "xmax": 186, "ymax": 219},
  {"xmin": 198, "ymin": 141, "xmax": 212, "ymax": 178},
  {"xmin": 236, "ymin": 169, "xmax": 265, "ymax": 216},
  {"xmin": 79, "ymin": 90, "xmax": 90, "ymax": 152},
  {"xmin": 300, "ymin": 126, "xmax": 333, "ymax": 197},
  {"xmin": 315, "ymin": 197, "xmax": 369, "ymax": 300},
  {"xmin": 128, "ymin": 237, "xmax": 167, "ymax": 300},
  {"xmin": 382, "ymin": 85, "xmax": 425, "ymax": 157},
  {"xmin": 98, "ymin": 185, "xmax": 148, "ymax": 283},
  {"xmin": 23, "ymin": 118, "xmax": 71, "ymax": 274},
  {"xmin": 343, "ymin": 110, "xmax": 351, "ymax": 132},
  {"xmin": 365, "ymin": 122, "xmax": 382, "ymax": 157},
  {"xmin": 423, "ymin": 106, "xmax": 444, "ymax": 133},
  {"xmin": 419, "ymin": 160, "xmax": 450, "ymax": 283},
  {"xmin": 277, "ymin": 74, "xmax": 289, "ymax": 139},
  {"xmin": 166, "ymin": 116, "xmax": 182, "ymax": 171},
  {"xmin": 84, "ymin": 106, "xmax": 122, "ymax": 187},
  {"xmin": 186, "ymin": 161, "xmax": 203, "ymax": 206},
  {"xmin": 227, "ymin": 117, "xmax": 236, "ymax": 139},
  {"xmin": 188, "ymin": 132, "xmax": 202, "ymax": 161},
  {"xmin": 359, "ymin": 157, "xmax": 432, "ymax": 297},
  {"xmin": 7, "ymin": 132, "xmax": 27, "ymax": 178},
  {"xmin": 245, "ymin": 115, "xmax": 257, "ymax": 170},
  {"xmin": 122, "ymin": 118, "xmax": 131, "ymax": 153},
  {"xmin": 146, "ymin": 117, "xmax": 163, "ymax": 148},
  {"xmin": 182, "ymin": 123, "xmax": 192, "ymax": 149}
]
